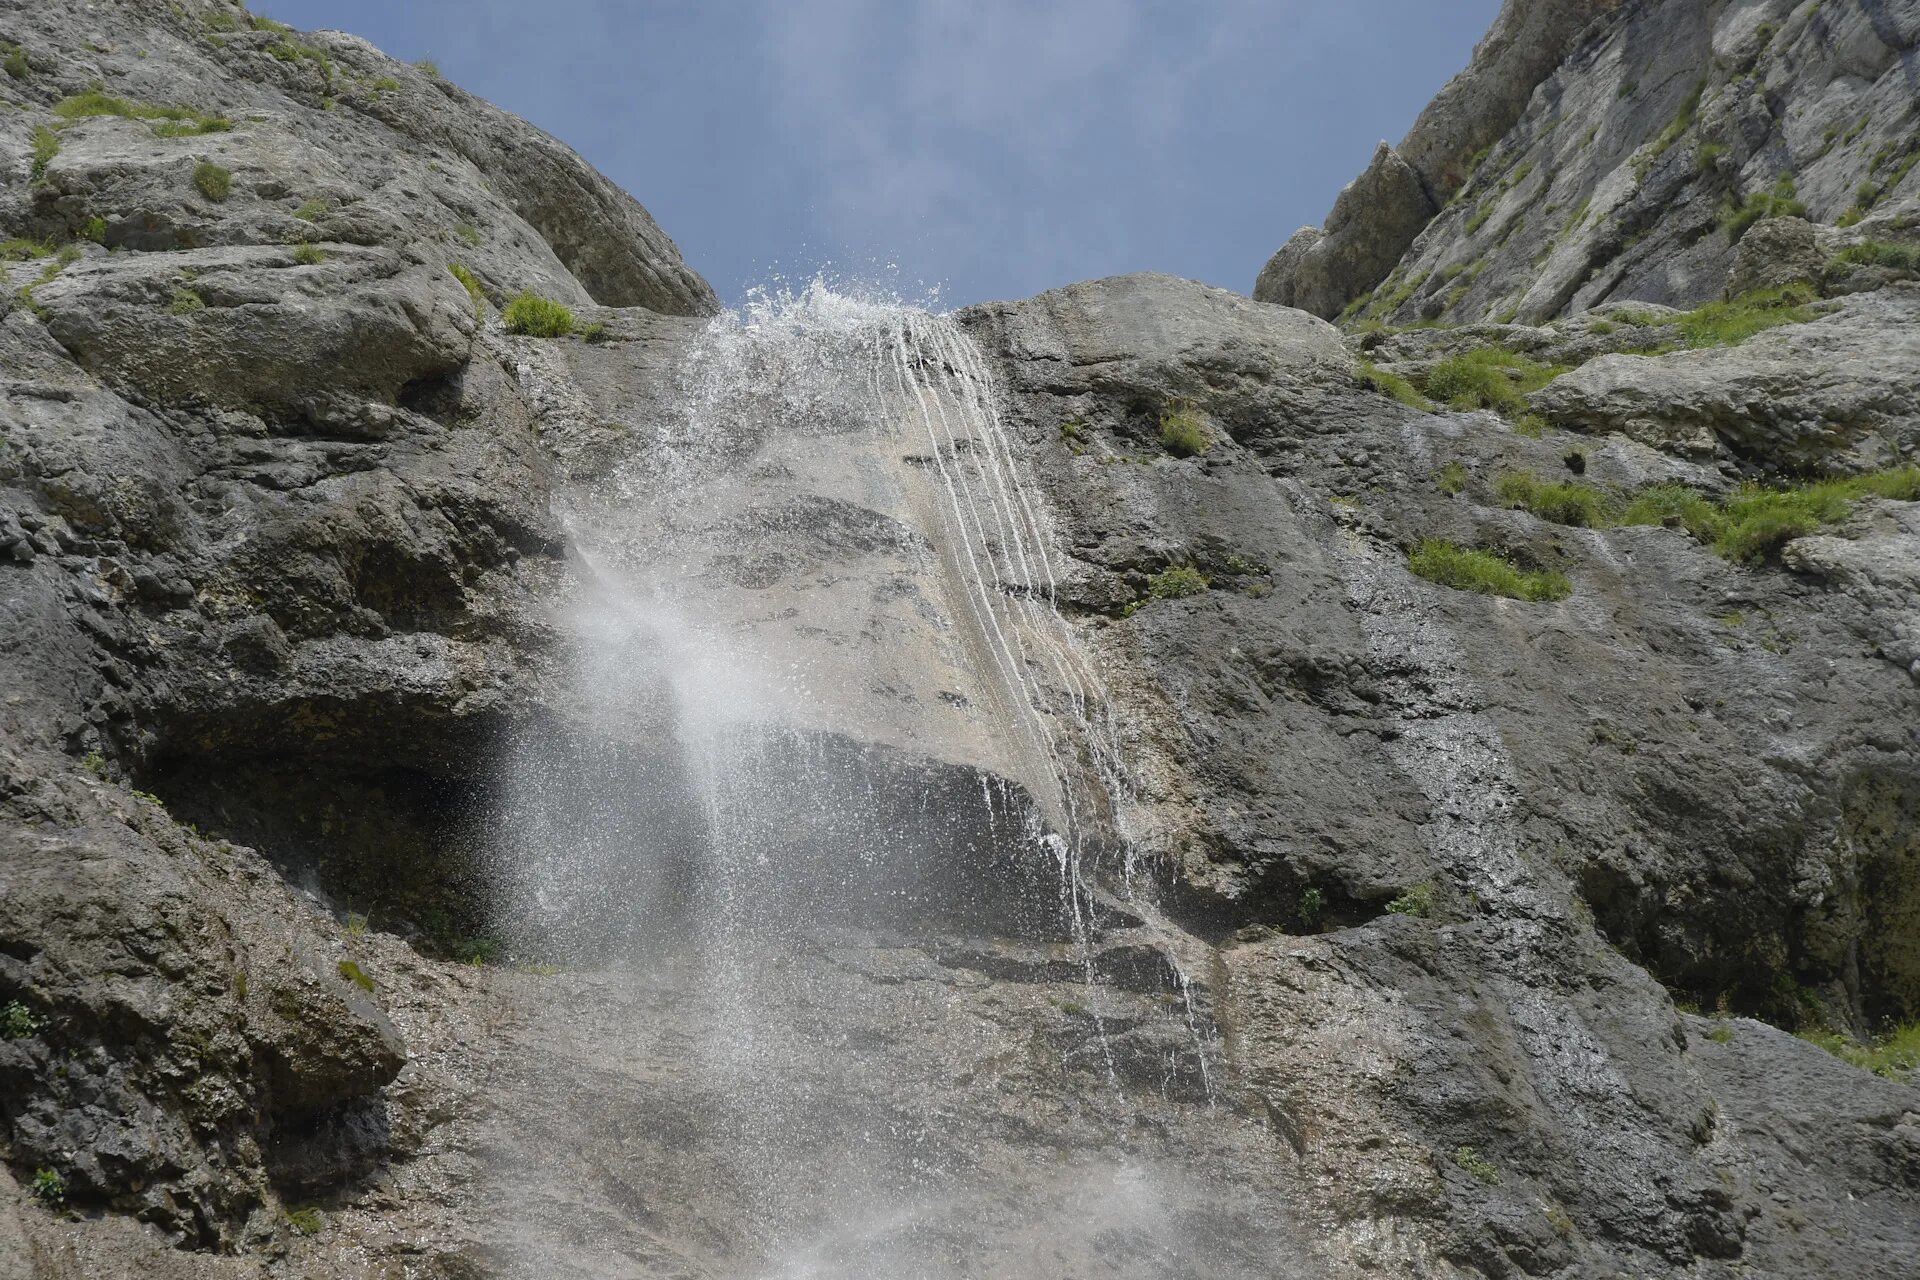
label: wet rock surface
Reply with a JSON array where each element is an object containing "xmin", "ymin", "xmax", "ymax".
[{"xmin": 2, "ymin": 3, "xmax": 1918, "ymax": 1280}]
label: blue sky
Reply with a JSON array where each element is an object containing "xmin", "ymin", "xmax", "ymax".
[{"xmin": 256, "ymin": 1, "xmax": 1502, "ymax": 308}]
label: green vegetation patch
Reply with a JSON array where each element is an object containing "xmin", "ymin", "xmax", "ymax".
[
  {"xmin": 1158, "ymin": 402, "xmax": 1210, "ymax": 457},
  {"xmin": 30, "ymin": 1168, "xmax": 66, "ymax": 1205},
  {"xmin": 286, "ymin": 1206, "xmax": 324, "ymax": 1235},
  {"xmin": 1453, "ymin": 1146, "xmax": 1501, "ymax": 1184},
  {"xmin": 1386, "ymin": 883, "xmax": 1438, "ymax": 917},
  {"xmin": 1721, "ymin": 175, "xmax": 1806, "ymax": 244},
  {"xmin": 1434, "ymin": 461, "xmax": 1469, "ymax": 496},
  {"xmin": 53, "ymin": 87, "xmax": 231, "ymax": 136},
  {"xmin": 1836, "ymin": 241, "xmax": 1920, "ymax": 273},
  {"xmin": 1418, "ymin": 348, "xmax": 1567, "ymax": 416},
  {"xmin": 31, "ymin": 126, "xmax": 60, "ymax": 184},
  {"xmin": 449, "ymin": 263, "xmax": 486, "ymax": 313},
  {"xmin": 0, "ymin": 238, "xmax": 53, "ymax": 262},
  {"xmin": 1357, "ymin": 360, "xmax": 1431, "ymax": 410},
  {"xmin": 293, "ymin": 197, "xmax": 328, "ymax": 221},
  {"xmin": 336, "ymin": 960, "xmax": 375, "ymax": 992},
  {"xmin": 1409, "ymin": 540, "xmax": 1571, "ymax": 602},
  {"xmin": 4, "ymin": 43, "xmax": 29, "ymax": 80},
  {"xmin": 193, "ymin": 160, "xmax": 233, "ymax": 202},
  {"xmin": 1797, "ymin": 1023, "xmax": 1920, "ymax": 1081},
  {"xmin": 1620, "ymin": 467, "xmax": 1920, "ymax": 563},
  {"xmin": 1146, "ymin": 565, "xmax": 1209, "ymax": 600},
  {"xmin": 292, "ymin": 241, "xmax": 325, "ymax": 265},
  {"xmin": 503, "ymin": 291, "xmax": 574, "ymax": 337},
  {"xmin": 1672, "ymin": 285, "xmax": 1816, "ymax": 348},
  {"xmin": 1494, "ymin": 471, "xmax": 1614, "ymax": 527},
  {"xmin": 168, "ymin": 287, "xmax": 207, "ymax": 315},
  {"xmin": 2, "ymin": 1000, "xmax": 46, "ymax": 1039}
]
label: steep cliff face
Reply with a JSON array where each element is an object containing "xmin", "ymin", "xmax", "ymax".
[
  {"xmin": 1260, "ymin": 0, "xmax": 1920, "ymax": 325},
  {"xmin": 3, "ymin": 3, "xmax": 1919, "ymax": 1280}
]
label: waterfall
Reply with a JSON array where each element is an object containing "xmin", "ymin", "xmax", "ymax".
[{"xmin": 489, "ymin": 281, "xmax": 1246, "ymax": 1278}]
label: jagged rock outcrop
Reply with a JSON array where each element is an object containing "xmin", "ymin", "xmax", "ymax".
[
  {"xmin": 1299, "ymin": 0, "xmax": 1920, "ymax": 327},
  {"xmin": 1254, "ymin": 0, "xmax": 1620, "ymax": 318}
]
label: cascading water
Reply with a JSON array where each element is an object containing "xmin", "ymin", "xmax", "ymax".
[{"xmin": 487, "ymin": 283, "xmax": 1300, "ymax": 1279}]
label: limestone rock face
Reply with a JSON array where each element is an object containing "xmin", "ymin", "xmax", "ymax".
[
  {"xmin": 1253, "ymin": 142, "xmax": 1436, "ymax": 318},
  {"xmin": 1255, "ymin": 0, "xmax": 1618, "ymax": 318},
  {"xmin": 1306, "ymin": 0, "xmax": 1920, "ymax": 327},
  {"xmin": 1530, "ymin": 284, "xmax": 1920, "ymax": 471}
]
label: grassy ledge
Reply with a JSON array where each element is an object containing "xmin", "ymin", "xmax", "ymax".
[{"xmin": 1408, "ymin": 540, "xmax": 1570, "ymax": 602}]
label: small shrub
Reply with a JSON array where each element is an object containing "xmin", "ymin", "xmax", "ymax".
[
  {"xmin": 454, "ymin": 221, "xmax": 482, "ymax": 246},
  {"xmin": 0, "ymin": 238, "xmax": 52, "ymax": 261},
  {"xmin": 30, "ymin": 1167, "xmax": 66, "ymax": 1205},
  {"xmin": 1453, "ymin": 1146, "xmax": 1501, "ymax": 1185},
  {"xmin": 293, "ymin": 197, "xmax": 328, "ymax": 221},
  {"xmin": 1695, "ymin": 141, "xmax": 1727, "ymax": 173},
  {"xmin": 1465, "ymin": 201, "xmax": 1494, "ymax": 235},
  {"xmin": 336, "ymin": 960, "xmax": 375, "ymax": 993},
  {"xmin": 343, "ymin": 913, "xmax": 369, "ymax": 937},
  {"xmin": 371, "ymin": 75, "xmax": 402, "ymax": 93},
  {"xmin": 1703, "ymin": 1020, "xmax": 1735, "ymax": 1044},
  {"xmin": 1494, "ymin": 471, "xmax": 1614, "ymax": 527},
  {"xmin": 250, "ymin": 16, "xmax": 293, "ymax": 34},
  {"xmin": 1409, "ymin": 540, "xmax": 1571, "ymax": 602},
  {"xmin": 292, "ymin": 241, "xmax": 325, "ymax": 265},
  {"xmin": 1419, "ymin": 348, "xmax": 1565, "ymax": 416},
  {"xmin": 1146, "ymin": 565, "xmax": 1209, "ymax": 599},
  {"xmin": 168, "ymin": 288, "xmax": 206, "ymax": 315},
  {"xmin": 502, "ymin": 291, "xmax": 575, "ymax": 337},
  {"xmin": 1297, "ymin": 887, "xmax": 1324, "ymax": 931},
  {"xmin": 193, "ymin": 160, "xmax": 233, "ymax": 202},
  {"xmin": 449, "ymin": 263, "xmax": 486, "ymax": 313},
  {"xmin": 4, "ymin": 43, "xmax": 28, "ymax": 79},
  {"xmin": 202, "ymin": 11, "xmax": 240, "ymax": 33},
  {"xmin": 2, "ymin": 1001, "xmax": 45, "ymax": 1039},
  {"xmin": 81, "ymin": 215, "xmax": 109, "ymax": 243},
  {"xmin": 286, "ymin": 1206, "xmax": 324, "ymax": 1235},
  {"xmin": 82, "ymin": 751, "xmax": 109, "ymax": 778},
  {"xmin": 1434, "ymin": 461, "xmax": 1469, "ymax": 496},
  {"xmin": 1158, "ymin": 402, "xmax": 1209, "ymax": 457},
  {"xmin": 414, "ymin": 59, "xmax": 441, "ymax": 78},
  {"xmin": 1357, "ymin": 360, "xmax": 1431, "ymax": 410},
  {"xmin": 1386, "ymin": 883, "xmax": 1437, "ymax": 917},
  {"xmin": 580, "ymin": 321, "xmax": 610, "ymax": 344}
]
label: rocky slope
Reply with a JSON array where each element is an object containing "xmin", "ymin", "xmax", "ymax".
[
  {"xmin": 1259, "ymin": 0, "xmax": 1920, "ymax": 325},
  {"xmin": 3, "ymin": 2, "xmax": 1919, "ymax": 1279}
]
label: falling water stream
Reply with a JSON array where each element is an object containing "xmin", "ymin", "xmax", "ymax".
[{"xmin": 488, "ymin": 284, "xmax": 1297, "ymax": 1278}]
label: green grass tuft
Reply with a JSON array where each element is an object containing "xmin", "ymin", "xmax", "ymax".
[
  {"xmin": 449, "ymin": 263, "xmax": 486, "ymax": 313},
  {"xmin": 503, "ymin": 290, "xmax": 574, "ymax": 337},
  {"xmin": 1672, "ymin": 286, "xmax": 1816, "ymax": 348},
  {"xmin": 2, "ymin": 1000, "xmax": 46, "ymax": 1039},
  {"xmin": 1419, "ymin": 348, "xmax": 1566, "ymax": 416},
  {"xmin": 1621, "ymin": 468, "xmax": 1920, "ymax": 563},
  {"xmin": 1797, "ymin": 1023, "xmax": 1920, "ymax": 1081},
  {"xmin": 291, "ymin": 241, "xmax": 325, "ymax": 265},
  {"xmin": 336, "ymin": 960, "xmax": 375, "ymax": 993},
  {"xmin": 1409, "ymin": 540, "xmax": 1571, "ymax": 602},
  {"xmin": 193, "ymin": 160, "xmax": 233, "ymax": 202},
  {"xmin": 1434, "ymin": 462, "xmax": 1469, "ymax": 496},
  {"xmin": 1, "ymin": 238, "xmax": 53, "ymax": 261},
  {"xmin": 286, "ymin": 1207, "xmax": 324, "ymax": 1235},
  {"xmin": 1836, "ymin": 241, "xmax": 1920, "ymax": 272},
  {"xmin": 168, "ymin": 288, "xmax": 206, "ymax": 315},
  {"xmin": 293, "ymin": 197, "xmax": 328, "ymax": 221},
  {"xmin": 1494, "ymin": 471, "xmax": 1615, "ymax": 527},
  {"xmin": 53, "ymin": 88, "xmax": 231, "ymax": 136},
  {"xmin": 31, "ymin": 126, "xmax": 60, "ymax": 184},
  {"xmin": 1721, "ymin": 175, "xmax": 1806, "ymax": 243},
  {"xmin": 1357, "ymin": 360, "xmax": 1431, "ymax": 410},
  {"xmin": 580, "ymin": 321, "xmax": 609, "ymax": 344},
  {"xmin": 453, "ymin": 221, "xmax": 482, "ymax": 247},
  {"xmin": 1158, "ymin": 402, "xmax": 1210, "ymax": 457},
  {"xmin": 4, "ymin": 43, "xmax": 28, "ymax": 79}
]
